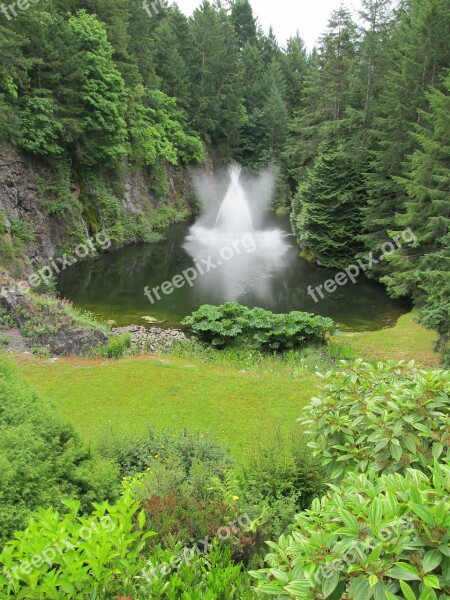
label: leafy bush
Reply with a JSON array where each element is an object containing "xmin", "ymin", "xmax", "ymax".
[
  {"xmin": 182, "ymin": 303, "xmax": 335, "ymax": 351},
  {"xmin": 137, "ymin": 542, "xmax": 255, "ymax": 599},
  {"xmin": 17, "ymin": 95, "xmax": 63, "ymax": 157},
  {"xmin": 301, "ymin": 360, "xmax": 450, "ymax": 481},
  {"xmin": 105, "ymin": 430, "xmax": 240, "ymax": 548},
  {"xmin": 99, "ymin": 427, "xmax": 232, "ymax": 480},
  {"xmin": 0, "ymin": 493, "xmax": 155, "ymax": 598},
  {"xmin": 0, "ymin": 356, "xmax": 119, "ymax": 546},
  {"xmin": 251, "ymin": 464, "xmax": 450, "ymax": 599},
  {"xmin": 98, "ymin": 333, "xmax": 132, "ymax": 359},
  {"xmin": 232, "ymin": 433, "xmax": 326, "ymax": 565},
  {"xmin": 0, "ymin": 494, "xmax": 255, "ymax": 599}
]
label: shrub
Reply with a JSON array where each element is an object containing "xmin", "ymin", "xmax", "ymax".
[
  {"xmin": 137, "ymin": 542, "xmax": 255, "ymax": 599},
  {"xmin": 251, "ymin": 464, "xmax": 450, "ymax": 599},
  {"xmin": 0, "ymin": 494, "xmax": 155, "ymax": 598},
  {"xmin": 99, "ymin": 333, "xmax": 132, "ymax": 359},
  {"xmin": 0, "ymin": 356, "xmax": 119, "ymax": 546},
  {"xmin": 99, "ymin": 427, "xmax": 232, "ymax": 480},
  {"xmin": 120, "ymin": 439, "xmax": 246, "ymax": 552},
  {"xmin": 301, "ymin": 360, "xmax": 450, "ymax": 481},
  {"xmin": 232, "ymin": 433, "xmax": 326, "ymax": 565},
  {"xmin": 182, "ymin": 303, "xmax": 335, "ymax": 351}
]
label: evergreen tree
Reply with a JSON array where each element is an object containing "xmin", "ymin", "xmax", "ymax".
[
  {"xmin": 151, "ymin": 19, "xmax": 191, "ymax": 110},
  {"xmin": 189, "ymin": 0, "xmax": 243, "ymax": 159},
  {"xmin": 355, "ymin": 0, "xmax": 396, "ymax": 149},
  {"xmin": 253, "ymin": 61, "xmax": 289, "ymax": 164},
  {"xmin": 291, "ymin": 128, "xmax": 365, "ymax": 268},
  {"xmin": 381, "ymin": 72, "xmax": 450, "ymax": 359},
  {"xmin": 231, "ymin": 0, "xmax": 257, "ymax": 49},
  {"xmin": 283, "ymin": 8, "xmax": 358, "ymax": 185},
  {"xmin": 280, "ymin": 32, "xmax": 308, "ymax": 114},
  {"xmin": 361, "ymin": 0, "xmax": 450, "ymax": 265}
]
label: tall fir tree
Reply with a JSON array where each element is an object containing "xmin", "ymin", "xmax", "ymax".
[
  {"xmin": 381, "ymin": 72, "xmax": 450, "ymax": 359},
  {"xmin": 283, "ymin": 8, "xmax": 358, "ymax": 186},
  {"xmin": 361, "ymin": 0, "xmax": 450, "ymax": 269},
  {"xmin": 291, "ymin": 127, "xmax": 366, "ymax": 268}
]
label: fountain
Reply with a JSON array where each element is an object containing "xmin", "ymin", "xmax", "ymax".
[
  {"xmin": 183, "ymin": 164, "xmax": 291, "ymax": 302},
  {"xmin": 214, "ymin": 165, "xmax": 253, "ymax": 233}
]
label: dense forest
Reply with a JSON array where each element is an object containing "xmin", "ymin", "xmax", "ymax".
[{"xmin": 1, "ymin": 0, "xmax": 449, "ymax": 360}]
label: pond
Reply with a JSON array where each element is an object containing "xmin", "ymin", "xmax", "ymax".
[{"xmin": 57, "ymin": 213, "xmax": 408, "ymax": 331}]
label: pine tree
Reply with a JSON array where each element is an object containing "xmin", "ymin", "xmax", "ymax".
[
  {"xmin": 361, "ymin": 0, "xmax": 450, "ymax": 266},
  {"xmin": 280, "ymin": 32, "xmax": 308, "ymax": 114},
  {"xmin": 291, "ymin": 128, "xmax": 365, "ymax": 268},
  {"xmin": 254, "ymin": 61, "xmax": 289, "ymax": 164},
  {"xmin": 355, "ymin": 0, "xmax": 396, "ymax": 149},
  {"xmin": 189, "ymin": 0, "xmax": 243, "ymax": 159},
  {"xmin": 231, "ymin": 0, "xmax": 257, "ymax": 49},
  {"xmin": 381, "ymin": 72, "xmax": 450, "ymax": 359},
  {"xmin": 283, "ymin": 8, "xmax": 358, "ymax": 185},
  {"xmin": 151, "ymin": 19, "xmax": 191, "ymax": 110}
]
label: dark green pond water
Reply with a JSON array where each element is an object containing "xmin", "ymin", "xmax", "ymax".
[{"xmin": 57, "ymin": 215, "xmax": 408, "ymax": 331}]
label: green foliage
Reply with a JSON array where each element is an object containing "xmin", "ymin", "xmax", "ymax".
[
  {"xmin": 291, "ymin": 128, "xmax": 366, "ymax": 268},
  {"xmin": 0, "ymin": 493, "xmax": 155, "ymax": 598},
  {"xmin": 233, "ymin": 432, "xmax": 326, "ymax": 564},
  {"xmin": 64, "ymin": 10, "xmax": 128, "ymax": 168},
  {"xmin": 9, "ymin": 219, "xmax": 35, "ymax": 252},
  {"xmin": 301, "ymin": 360, "xmax": 450, "ymax": 481},
  {"xmin": 136, "ymin": 542, "xmax": 256, "ymax": 599},
  {"xmin": 182, "ymin": 303, "xmax": 335, "ymax": 351},
  {"xmin": 98, "ymin": 333, "xmax": 131, "ymax": 359},
  {"xmin": 380, "ymin": 73, "xmax": 450, "ymax": 364},
  {"xmin": 0, "ymin": 356, "xmax": 119, "ymax": 546},
  {"xmin": 17, "ymin": 95, "xmax": 63, "ymax": 157},
  {"xmin": 251, "ymin": 464, "xmax": 450, "ymax": 599},
  {"xmin": 99, "ymin": 427, "xmax": 231, "ymax": 481}
]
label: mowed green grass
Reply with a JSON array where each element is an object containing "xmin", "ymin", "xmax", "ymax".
[{"xmin": 16, "ymin": 355, "xmax": 317, "ymax": 460}]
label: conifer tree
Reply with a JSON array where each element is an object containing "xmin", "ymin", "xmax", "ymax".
[
  {"xmin": 381, "ymin": 72, "xmax": 450, "ymax": 359},
  {"xmin": 291, "ymin": 128, "xmax": 365, "ymax": 268},
  {"xmin": 361, "ymin": 0, "xmax": 450, "ymax": 266}
]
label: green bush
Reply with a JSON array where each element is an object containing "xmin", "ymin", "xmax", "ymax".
[
  {"xmin": 0, "ymin": 495, "xmax": 254, "ymax": 599},
  {"xmin": 251, "ymin": 464, "xmax": 450, "ymax": 599},
  {"xmin": 98, "ymin": 333, "xmax": 132, "ymax": 359},
  {"xmin": 301, "ymin": 360, "xmax": 450, "ymax": 481},
  {"xmin": 137, "ymin": 542, "xmax": 255, "ymax": 599},
  {"xmin": 232, "ymin": 433, "xmax": 326, "ymax": 565},
  {"xmin": 0, "ymin": 493, "xmax": 155, "ymax": 598},
  {"xmin": 99, "ymin": 427, "xmax": 232, "ymax": 480},
  {"xmin": 182, "ymin": 303, "xmax": 335, "ymax": 351},
  {"xmin": 0, "ymin": 356, "xmax": 119, "ymax": 546}
]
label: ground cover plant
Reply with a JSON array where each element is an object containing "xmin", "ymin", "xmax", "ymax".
[{"xmin": 182, "ymin": 303, "xmax": 335, "ymax": 351}]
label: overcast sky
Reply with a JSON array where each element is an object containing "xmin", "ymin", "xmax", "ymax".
[{"xmin": 174, "ymin": 0, "xmax": 364, "ymax": 50}]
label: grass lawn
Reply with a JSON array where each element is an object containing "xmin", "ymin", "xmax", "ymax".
[
  {"xmin": 340, "ymin": 310, "xmax": 440, "ymax": 369},
  {"xmin": 16, "ymin": 354, "xmax": 317, "ymax": 460},
  {"xmin": 15, "ymin": 310, "xmax": 441, "ymax": 460}
]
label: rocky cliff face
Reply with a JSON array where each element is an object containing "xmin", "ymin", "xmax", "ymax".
[{"xmin": 0, "ymin": 145, "xmax": 207, "ymax": 275}]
